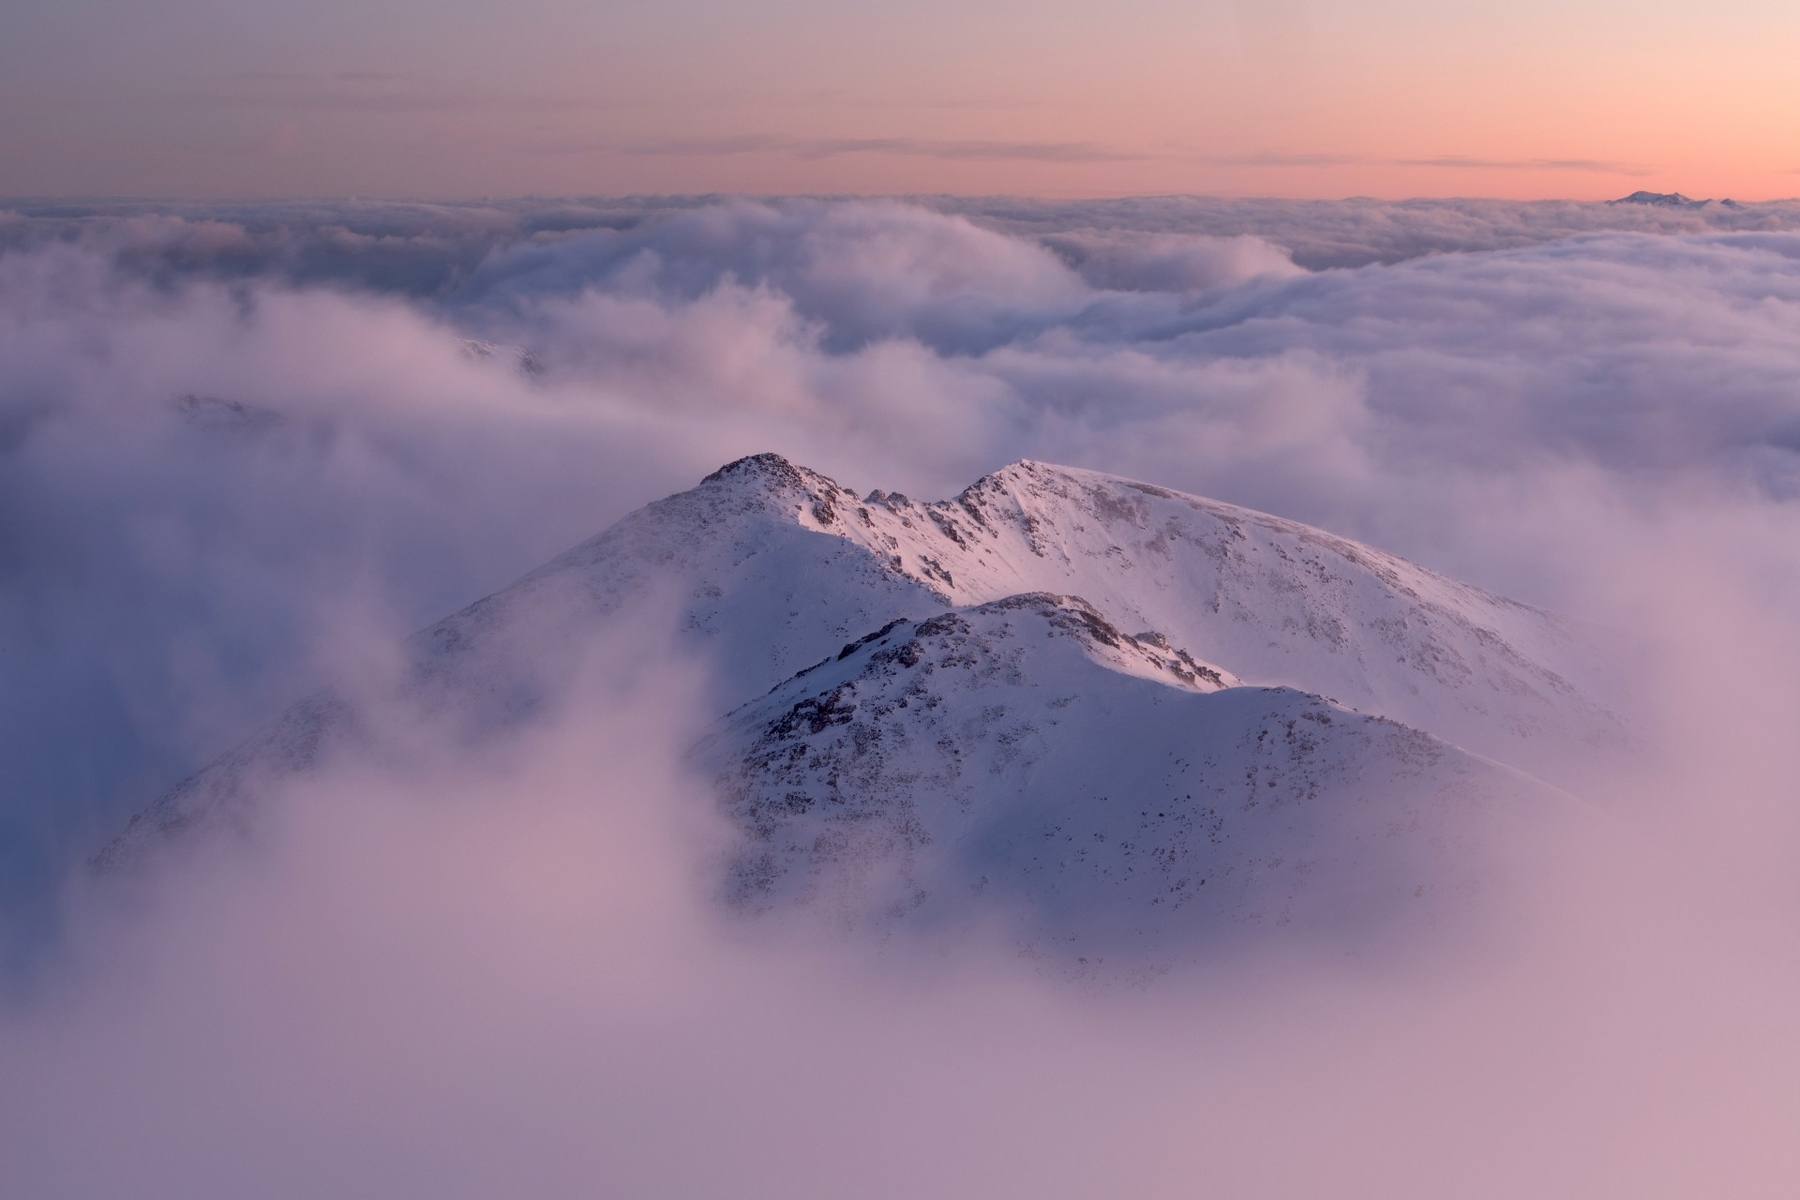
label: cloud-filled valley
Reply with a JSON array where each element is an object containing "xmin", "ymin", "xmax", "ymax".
[{"xmin": 6, "ymin": 195, "xmax": 1800, "ymax": 1196}]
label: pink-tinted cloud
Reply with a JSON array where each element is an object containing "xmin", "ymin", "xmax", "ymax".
[{"xmin": 5, "ymin": 201, "xmax": 1800, "ymax": 1195}]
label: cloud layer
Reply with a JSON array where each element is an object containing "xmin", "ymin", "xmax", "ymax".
[{"xmin": 5, "ymin": 197, "xmax": 1800, "ymax": 1196}]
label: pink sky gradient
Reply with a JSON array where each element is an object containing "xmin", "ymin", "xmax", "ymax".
[{"xmin": 4, "ymin": 0, "xmax": 1798, "ymax": 198}]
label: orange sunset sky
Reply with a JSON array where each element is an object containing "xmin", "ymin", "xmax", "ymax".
[{"xmin": 5, "ymin": 0, "xmax": 1799, "ymax": 198}]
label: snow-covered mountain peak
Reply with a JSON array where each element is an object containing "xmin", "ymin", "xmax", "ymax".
[
  {"xmin": 672, "ymin": 456, "xmax": 1621, "ymax": 777},
  {"xmin": 699, "ymin": 451, "xmax": 846, "ymax": 511},
  {"xmin": 754, "ymin": 592, "xmax": 1240, "ymax": 719},
  {"xmin": 103, "ymin": 454, "xmax": 1623, "ymax": 965},
  {"xmin": 705, "ymin": 584, "xmax": 1565, "ymax": 956},
  {"xmin": 952, "ymin": 592, "xmax": 1241, "ymax": 692}
]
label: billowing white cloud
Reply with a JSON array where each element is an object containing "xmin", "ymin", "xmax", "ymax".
[
  {"xmin": 5, "ymin": 197, "xmax": 1800, "ymax": 1197},
  {"xmin": 11, "ymin": 197, "xmax": 1800, "ymax": 918}
]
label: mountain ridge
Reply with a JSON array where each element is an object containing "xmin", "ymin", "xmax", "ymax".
[
  {"xmin": 700, "ymin": 589, "xmax": 1572, "ymax": 959},
  {"xmin": 98, "ymin": 453, "xmax": 1621, "ymax": 963}
]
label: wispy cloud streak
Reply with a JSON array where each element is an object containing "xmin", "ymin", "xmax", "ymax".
[{"xmin": 619, "ymin": 135, "xmax": 1151, "ymax": 163}]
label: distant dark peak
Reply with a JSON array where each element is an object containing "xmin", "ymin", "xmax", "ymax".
[
  {"xmin": 174, "ymin": 392, "xmax": 285, "ymax": 433},
  {"xmin": 458, "ymin": 339, "xmax": 545, "ymax": 377},
  {"xmin": 1611, "ymin": 191, "xmax": 1707, "ymax": 208}
]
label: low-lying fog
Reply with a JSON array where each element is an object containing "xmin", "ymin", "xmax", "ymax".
[{"xmin": 4, "ymin": 197, "xmax": 1800, "ymax": 1197}]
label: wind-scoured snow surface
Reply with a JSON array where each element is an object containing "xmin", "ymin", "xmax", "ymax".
[{"xmin": 7, "ymin": 197, "xmax": 1800, "ymax": 1197}]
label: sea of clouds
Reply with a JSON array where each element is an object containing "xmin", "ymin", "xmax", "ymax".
[{"xmin": 5, "ymin": 195, "xmax": 1800, "ymax": 1196}]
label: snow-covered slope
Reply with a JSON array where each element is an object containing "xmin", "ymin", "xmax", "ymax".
[
  {"xmin": 411, "ymin": 455, "xmax": 955, "ymax": 714},
  {"xmin": 701, "ymin": 593, "xmax": 1563, "ymax": 961},
  {"xmin": 102, "ymin": 454, "xmax": 1617, "ymax": 961},
  {"xmin": 721, "ymin": 456, "xmax": 1623, "ymax": 780}
]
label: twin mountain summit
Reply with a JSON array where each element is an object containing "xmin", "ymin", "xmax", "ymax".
[{"xmin": 105, "ymin": 454, "xmax": 1627, "ymax": 968}]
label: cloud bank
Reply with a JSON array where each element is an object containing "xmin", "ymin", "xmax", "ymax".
[{"xmin": 4, "ymin": 196, "xmax": 1800, "ymax": 1195}]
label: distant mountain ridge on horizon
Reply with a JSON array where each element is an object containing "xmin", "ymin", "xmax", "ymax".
[{"xmin": 1612, "ymin": 190, "xmax": 1745, "ymax": 209}]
